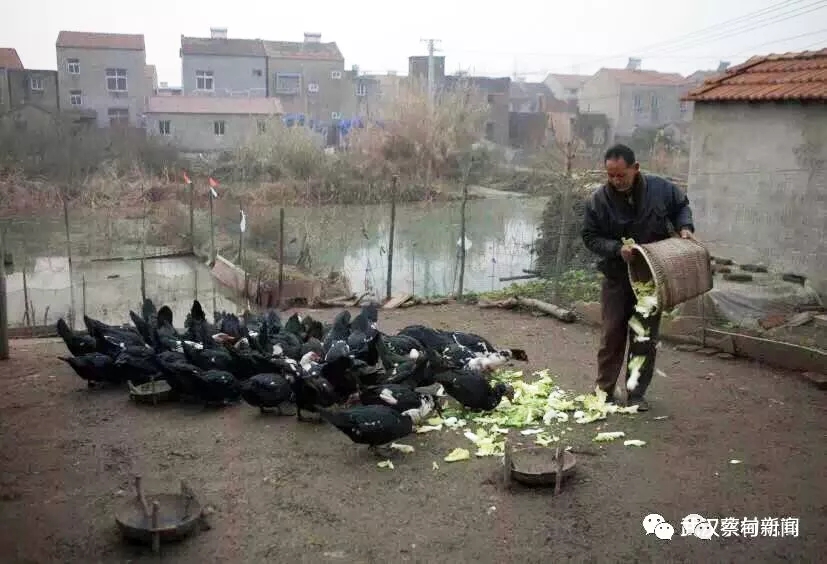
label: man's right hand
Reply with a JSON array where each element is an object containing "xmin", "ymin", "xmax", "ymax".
[{"xmin": 620, "ymin": 245, "xmax": 634, "ymax": 263}]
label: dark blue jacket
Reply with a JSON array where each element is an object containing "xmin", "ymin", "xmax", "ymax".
[{"xmin": 581, "ymin": 173, "xmax": 694, "ymax": 280}]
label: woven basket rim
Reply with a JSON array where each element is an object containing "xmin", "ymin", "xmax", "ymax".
[{"xmin": 627, "ymin": 238, "xmax": 712, "ymax": 310}]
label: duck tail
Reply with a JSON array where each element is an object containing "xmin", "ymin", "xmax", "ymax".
[
  {"xmin": 56, "ymin": 318, "xmax": 74, "ymax": 345},
  {"xmin": 315, "ymin": 406, "xmax": 346, "ymax": 427}
]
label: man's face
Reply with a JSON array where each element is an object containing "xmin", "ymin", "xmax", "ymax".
[{"xmin": 605, "ymin": 158, "xmax": 639, "ymax": 192}]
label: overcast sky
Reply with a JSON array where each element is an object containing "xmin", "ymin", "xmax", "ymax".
[{"xmin": 3, "ymin": 0, "xmax": 826, "ymax": 85}]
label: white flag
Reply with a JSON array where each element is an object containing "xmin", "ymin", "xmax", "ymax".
[
  {"xmin": 240, "ymin": 210, "xmax": 247, "ymax": 233},
  {"xmin": 210, "ymin": 187, "xmax": 218, "ymax": 198}
]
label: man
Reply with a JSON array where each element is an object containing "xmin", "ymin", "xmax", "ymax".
[{"xmin": 581, "ymin": 144, "xmax": 695, "ymax": 411}]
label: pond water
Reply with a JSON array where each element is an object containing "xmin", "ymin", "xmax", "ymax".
[{"xmin": 1, "ymin": 192, "xmax": 548, "ymax": 328}]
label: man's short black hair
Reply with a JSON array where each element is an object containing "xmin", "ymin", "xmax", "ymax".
[{"xmin": 604, "ymin": 144, "xmax": 636, "ymax": 166}]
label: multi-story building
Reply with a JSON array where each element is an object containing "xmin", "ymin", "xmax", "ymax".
[{"xmin": 55, "ymin": 31, "xmax": 150, "ymax": 128}]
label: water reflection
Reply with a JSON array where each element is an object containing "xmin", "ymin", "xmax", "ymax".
[
  {"xmin": 4, "ymin": 255, "xmax": 237, "ymax": 329},
  {"xmin": 2, "ymin": 196, "xmax": 547, "ymax": 325}
]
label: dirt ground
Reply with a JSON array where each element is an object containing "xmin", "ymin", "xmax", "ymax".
[{"xmin": 0, "ymin": 304, "xmax": 825, "ymax": 563}]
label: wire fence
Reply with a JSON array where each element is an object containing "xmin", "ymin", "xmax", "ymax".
[{"xmin": 0, "ymin": 172, "xmax": 607, "ymax": 330}]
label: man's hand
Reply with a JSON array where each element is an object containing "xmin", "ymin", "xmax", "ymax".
[
  {"xmin": 620, "ymin": 245, "xmax": 634, "ymax": 263},
  {"xmin": 680, "ymin": 228, "xmax": 695, "ymax": 240}
]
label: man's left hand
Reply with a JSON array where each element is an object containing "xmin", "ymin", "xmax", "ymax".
[{"xmin": 680, "ymin": 228, "xmax": 695, "ymax": 240}]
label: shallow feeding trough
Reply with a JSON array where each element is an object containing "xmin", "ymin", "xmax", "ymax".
[
  {"xmin": 502, "ymin": 440, "xmax": 577, "ymax": 491},
  {"xmin": 115, "ymin": 476, "xmax": 205, "ymax": 553}
]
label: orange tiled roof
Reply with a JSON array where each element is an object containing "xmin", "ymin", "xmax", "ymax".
[
  {"xmin": 683, "ymin": 48, "xmax": 827, "ymax": 102},
  {"xmin": 56, "ymin": 31, "xmax": 145, "ymax": 51},
  {"xmin": 0, "ymin": 48, "xmax": 23, "ymax": 69}
]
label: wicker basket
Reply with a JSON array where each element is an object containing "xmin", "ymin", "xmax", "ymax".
[{"xmin": 627, "ymin": 237, "xmax": 713, "ymax": 311}]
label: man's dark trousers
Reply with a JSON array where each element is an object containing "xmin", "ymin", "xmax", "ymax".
[{"xmin": 597, "ymin": 275, "xmax": 662, "ymax": 399}]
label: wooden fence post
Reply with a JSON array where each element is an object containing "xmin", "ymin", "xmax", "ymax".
[
  {"xmin": 386, "ymin": 175, "xmax": 398, "ymax": 302},
  {"xmin": 0, "ymin": 228, "xmax": 8, "ymax": 360},
  {"xmin": 278, "ymin": 207, "xmax": 285, "ymax": 307}
]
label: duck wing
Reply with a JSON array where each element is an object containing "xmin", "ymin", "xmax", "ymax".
[
  {"xmin": 397, "ymin": 325, "xmax": 452, "ymax": 350},
  {"xmin": 318, "ymin": 405, "xmax": 413, "ymax": 445},
  {"xmin": 360, "ymin": 384, "xmax": 424, "ymax": 412}
]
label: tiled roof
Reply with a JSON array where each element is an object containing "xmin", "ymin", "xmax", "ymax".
[
  {"xmin": 262, "ymin": 40, "xmax": 343, "ymax": 61},
  {"xmin": 56, "ymin": 31, "xmax": 145, "ymax": 51},
  {"xmin": 181, "ymin": 36, "xmax": 266, "ymax": 57},
  {"xmin": 545, "ymin": 73, "xmax": 589, "ymax": 89},
  {"xmin": 683, "ymin": 48, "xmax": 827, "ymax": 102},
  {"xmin": 509, "ymin": 81, "xmax": 553, "ymax": 99},
  {"xmin": 445, "ymin": 75, "xmax": 511, "ymax": 93},
  {"xmin": 145, "ymin": 96, "xmax": 284, "ymax": 115},
  {"xmin": 0, "ymin": 48, "xmax": 23, "ymax": 69},
  {"xmin": 601, "ymin": 68, "xmax": 686, "ymax": 86}
]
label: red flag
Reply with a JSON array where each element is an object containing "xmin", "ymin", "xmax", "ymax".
[
  {"xmin": 208, "ymin": 177, "xmax": 219, "ymax": 188},
  {"xmin": 182, "ymin": 171, "xmax": 192, "ymax": 184}
]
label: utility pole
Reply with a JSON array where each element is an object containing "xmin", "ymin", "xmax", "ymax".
[{"xmin": 420, "ymin": 38, "xmax": 441, "ymax": 104}]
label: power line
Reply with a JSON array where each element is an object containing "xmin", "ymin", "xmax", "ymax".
[
  {"xmin": 650, "ymin": 2, "xmax": 827, "ymax": 57},
  {"xmin": 469, "ymin": 29, "xmax": 827, "ymax": 78},
  {"xmin": 575, "ymin": 0, "xmax": 822, "ymax": 67}
]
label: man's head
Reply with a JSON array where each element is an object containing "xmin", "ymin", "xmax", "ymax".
[{"xmin": 604, "ymin": 144, "xmax": 639, "ymax": 193}]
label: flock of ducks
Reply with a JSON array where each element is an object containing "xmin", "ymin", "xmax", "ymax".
[{"xmin": 56, "ymin": 299, "xmax": 529, "ymax": 456}]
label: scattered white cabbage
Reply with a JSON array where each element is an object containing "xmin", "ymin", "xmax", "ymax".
[
  {"xmin": 390, "ymin": 443, "xmax": 415, "ymax": 454},
  {"xmin": 593, "ymin": 431, "xmax": 626, "ymax": 442},
  {"xmin": 444, "ymin": 448, "xmax": 471, "ymax": 462},
  {"xmin": 624, "ymin": 439, "xmax": 647, "ymax": 447},
  {"xmin": 377, "ymin": 460, "xmax": 394, "ymax": 469}
]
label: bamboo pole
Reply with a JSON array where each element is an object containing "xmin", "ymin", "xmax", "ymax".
[
  {"xmin": 0, "ymin": 228, "xmax": 8, "ymax": 360},
  {"xmin": 189, "ymin": 180, "xmax": 195, "ymax": 254},
  {"xmin": 386, "ymin": 175, "xmax": 398, "ymax": 302},
  {"xmin": 22, "ymin": 267, "xmax": 30, "ymax": 326},
  {"xmin": 278, "ymin": 207, "xmax": 285, "ymax": 307},
  {"xmin": 209, "ymin": 191, "xmax": 216, "ymax": 264},
  {"xmin": 457, "ymin": 157, "xmax": 472, "ymax": 299},
  {"xmin": 62, "ymin": 195, "xmax": 76, "ymax": 329},
  {"xmin": 82, "ymin": 275, "xmax": 87, "ymax": 318}
]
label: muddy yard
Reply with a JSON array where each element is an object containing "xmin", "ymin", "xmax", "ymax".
[{"xmin": 0, "ymin": 304, "xmax": 824, "ymax": 563}]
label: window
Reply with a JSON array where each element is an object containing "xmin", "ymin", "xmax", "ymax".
[
  {"xmin": 651, "ymin": 95, "xmax": 659, "ymax": 111},
  {"xmin": 485, "ymin": 121, "xmax": 495, "ymax": 140},
  {"xmin": 356, "ymin": 82, "xmax": 367, "ymax": 97},
  {"xmin": 108, "ymin": 108, "xmax": 129, "ymax": 127},
  {"xmin": 196, "ymin": 70, "xmax": 214, "ymax": 91},
  {"xmin": 680, "ymin": 101, "xmax": 689, "ymax": 115},
  {"xmin": 257, "ymin": 120, "xmax": 266, "ymax": 134},
  {"xmin": 29, "ymin": 77, "xmax": 44, "ymax": 91},
  {"xmin": 307, "ymin": 82, "xmax": 319, "ymax": 93},
  {"xmin": 214, "ymin": 120, "xmax": 225, "ymax": 136},
  {"xmin": 69, "ymin": 90, "xmax": 82, "ymax": 106},
  {"xmin": 159, "ymin": 120, "xmax": 171, "ymax": 136},
  {"xmin": 487, "ymin": 94, "xmax": 495, "ymax": 104},
  {"xmin": 633, "ymin": 94, "xmax": 643, "ymax": 113},
  {"xmin": 252, "ymin": 69, "xmax": 262, "ymax": 77},
  {"xmin": 566, "ymin": 88, "xmax": 578, "ymax": 97},
  {"xmin": 67, "ymin": 59, "xmax": 80, "ymax": 74},
  {"xmin": 592, "ymin": 127, "xmax": 605, "ymax": 146},
  {"xmin": 331, "ymin": 111, "xmax": 341, "ymax": 120},
  {"xmin": 275, "ymin": 73, "xmax": 301, "ymax": 94},
  {"xmin": 330, "ymin": 70, "xmax": 342, "ymax": 80},
  {"xmin": 105, "ymin": 68, "xmax": 128, "ymax": 92}
]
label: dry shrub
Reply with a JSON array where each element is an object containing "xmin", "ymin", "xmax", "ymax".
[{"xmin": 346, "ymin": 77, "xmax": 489, "ymax": 187}]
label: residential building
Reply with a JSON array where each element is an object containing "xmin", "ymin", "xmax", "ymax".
[
  {"xmin": 444, "ymin": 75, "xmax": 511, "ymax": 146},
  {"xmin": 0, "ymin": 48, "xmax": 24, "ymax": 113},
  {"xmin": 341, "ymin": 67, "xmax": 381, "ymax": 119},
  {"xmin": 180, "ymin": 29, "xmax": 267, "ymax": 97},
  {"xmin": 683, "ymin": 48, "xmax": 827, "ymax": 295},
  {"xmin": 408, "ymin": 55, "xmax": 446, "ymax": 84},
  {"xmin": 543, "ymin": 73, "xmax": 589, "ymax": 105},
  {"xmin": 157, "ymin": 82, "xmax": 183, "ymax": 96},
  {"xmin": 145, "ymin": 64, "xmax": 158, "ymax": 96},
  {"xmin": 579, "ymin": 58, "xmax": 686, "ymax": 140},
  {"xmin": 5, "ymin": 69, "xmax": 60, "ymax": 113},
  {"xmin": 144, "ymin": 95, "xmax": 284, "ymax": 153},
  {"xmin": 509, "ymin": 80, "xmax": 555, "ymax": 113},
  {"xmin": 264, "ymin": 33, "xmax": 345, "ymax": 126},
  {"xmin": 679, "ymin": 61, "xmax": 730, "ymax": 122},
  {"xmin": 55, "ymin": 31, "xmax": 150, "ymax": 128}
]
